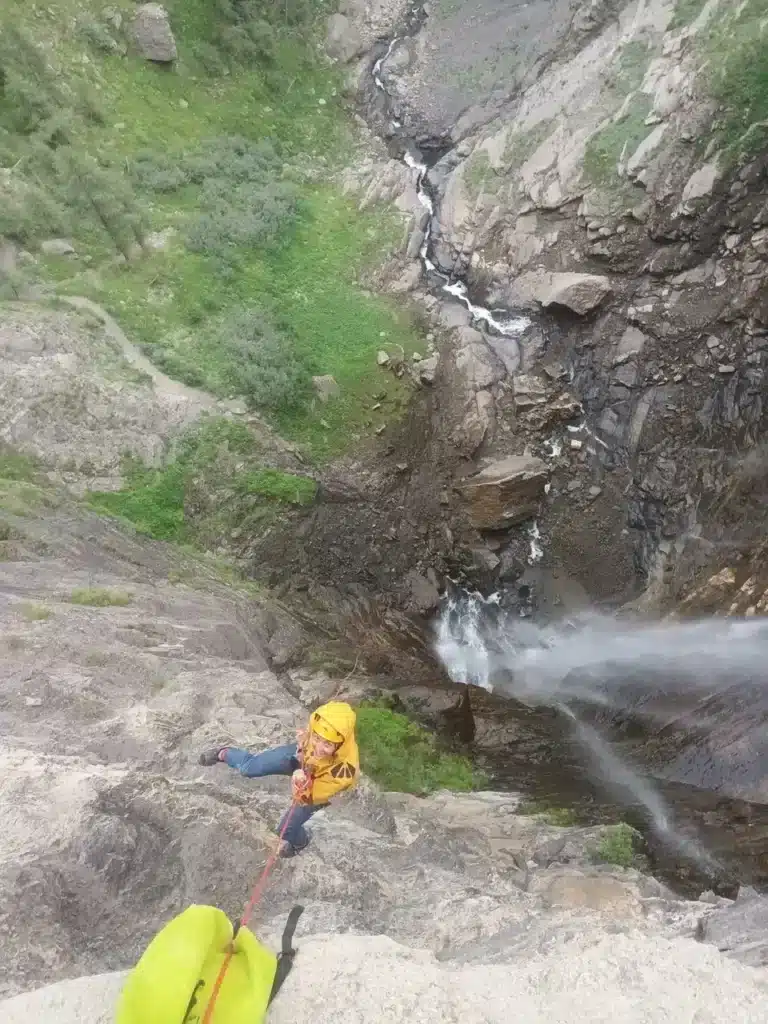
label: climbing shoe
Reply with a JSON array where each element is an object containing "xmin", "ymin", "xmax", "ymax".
[
  {"xmin": 199, "ymin": 747, "xmax": 226, "ymax": 766},
  {"xmin": 279, "ymin": 840, "xmax": 309, "ymax": 859}
]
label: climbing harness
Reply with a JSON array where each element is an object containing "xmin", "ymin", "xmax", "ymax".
[{"xmin": 200, "ymin": 801, "xmax": 301, "ymax": 1024}]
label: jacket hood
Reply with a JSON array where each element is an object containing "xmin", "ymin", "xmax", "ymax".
[{"xmin": 311, "ymin": 701, "xmax": 356, "ymax": 744}]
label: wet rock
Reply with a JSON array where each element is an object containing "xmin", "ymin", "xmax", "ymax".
[
  {"xmin": 404, "ymin": 569, "xmax": 440, "ymax": 614},
  {"xmin": 455, "ymin": 328, "xmax": 507, "ymax": 390},
  {"xmin": 460, "ymin": 455, "xmax": 549, "ymax": 530},
  {"xmin": 511, "ymin": 271, "xmax": 612, "ymax": 315},
  {"xmin": 512, "ymin": 374, "xmax": 548, "ymax": 411},
  {"xmin": 312, "ymin": 375, "xmax": 340, "ymax": 403},
  {"xmin": 418, "ymin": 352, "xmax": 440, "ymax": 384},
  {"xmin": 697, "ymin": 887, "xmax": 768, "ymax": 967},
  {"xmin": 132, "ymin": 4, "xmax": 177, "ymax": 62}
]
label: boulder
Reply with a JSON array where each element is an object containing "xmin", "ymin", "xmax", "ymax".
[
  {"xmin": 312, "ymin": 375, "xmax": 340, "ymax": 403},
  {"xmin": 512, "ymin": 271, "xmax": 612, "ymax": 315},
  {"xmin": 325, "ymin": 13, "xmax": 364, "ymax": 62},
  {"xmin": 40, "ymin": 239, "xmax": 76, "ymax": 257},
  {"xmin": 132, "ymin": 4, "xmax": 177, "ymax": 63},
  {"xmin": 460, "ymin": 455, "xmax": 549, "ymax": 529},
  {"xmin": 697, "ymin": 887, "xmax": 768, "ymax": 967}
]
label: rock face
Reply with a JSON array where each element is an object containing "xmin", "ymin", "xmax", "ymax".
[
  {"xmin": 1, "ymin": 494, "xmax": 768, "ymax": 1018},
  {"xmin": 4, "ymin": 930, "xmax": 768, "ymax": 1024},
  {"xmin": 132, "ymin": 4, "xmax": 177, "ymax": 63},
  {"xmin": 511, "ymin": 271, "xmax": 613, "ymax": 316},
  {"xmin": 461, "ymin": 456, "xmax": 550, "ymax": 529}
]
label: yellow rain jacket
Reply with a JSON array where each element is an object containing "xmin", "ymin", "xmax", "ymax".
[{"xmin": 298, "ymin": 701, "xmax": 359, "ymax": 806}]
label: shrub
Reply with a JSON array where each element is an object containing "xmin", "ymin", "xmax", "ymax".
[
  {"xmin": 213, "ymin": 308, "xmax": 310, "ymax": 411},
  {"xmin": 19, "ymin": 602, "xmax": 52, "ymax": 621},
  {"xmin": 592, "ymin": 822, "xmax": 638, "ymax": 868},
  {"xmin": 356, "ymin": 703, "xmax": 488, "ymax": 795},
  {"xmin": 69, "ymin": 587, "xmax": 133, "ymax": 607},
  {"xmin": 235, "ymin": 468, "xmax": 316, "ymax": 504}
]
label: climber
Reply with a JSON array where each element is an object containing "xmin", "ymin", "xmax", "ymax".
[{"xmin": 199, "ymin": 701, "xmax": 359, "ymax": 858}]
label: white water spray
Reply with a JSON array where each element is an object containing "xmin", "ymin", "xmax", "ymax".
[{"xmin": 436, "ymin": 595, "xmax": 768, "ymax": 870}]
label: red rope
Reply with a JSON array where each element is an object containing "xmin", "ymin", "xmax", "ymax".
[{"xmin": 201, "ymin": 801, "xmax": 299, "ymax": 1024}]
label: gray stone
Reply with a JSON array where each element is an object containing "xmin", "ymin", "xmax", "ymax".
[
  {"xmin": 613, "ymin": 327, "xmax": 646, "ymax": 365},
  {"xmin": 513, "ymin": 373, "xmax": 548, "ymax": 410},
  {"xmin": 132, "ymin": 4, "xmax": 177, "ymax": 62},
  {"xmin": 512, "ymin": 271, "xmax": 612, "ymax": 315},
  {"xmin": 312, "ymin": 374, "xmax": 341, "ymax": 403},
  {"xmin": 404, "ymin": 569, "xmax": 440, "ymax": 614},
  {"xmin": 325, "ymin": 13, "xmax": 364, "ymax": 62},
  {"xmin": 418, "ymin": 352, "xmax": 439, "ymax": 384},
  {"xmin": 698, "ymin": 888, "xmax": 768, "ymax": 967},
  {"xmin": 377, "ymin": 350, "xmax": 390, "ymax": 366},
  {"xmin": 460, "ymin": 455, "xmax": 549, "ymax": 530},
  {"xmin": 40, "ymin": 239, "xmax": 76, "ymax": 257}
]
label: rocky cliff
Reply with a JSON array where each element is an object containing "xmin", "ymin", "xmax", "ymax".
[
  {"xmin": 1, "ymin": 493, "xmax": 767, "ymax": 1020},
  {"xmin": 278, "ymin": 0, "xmax": 768, "ymax": 614}
]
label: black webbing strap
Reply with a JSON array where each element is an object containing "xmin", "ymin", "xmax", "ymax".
[{"xmin": 268, "ymin": 905, "xmax": 304, "ymax": 1005}]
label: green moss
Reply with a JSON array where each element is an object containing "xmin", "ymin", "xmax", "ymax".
[
  {"xmin": 356, "ymin": 703, "xmax": 489, "ymax": 795},
  {"xmin": 614, "ymin": 41, "xmax": 652, "ymax": 94},
  {"xmin": 235, "ymin": 469, "xmax": 317, "ymax": 505},
  {"xmin": 463, "ymin": 150, "xmax": 498, "ymax": 201},
  {"xmin": 69, "ymin": 587, "xmax": 133, "ymax": 607},
  {"xmin": 0, "ymin": 447, "xmax": 39, "ymax": 483},
  {"xmin": 503, "ymin": 121, "xmax": 553, "ymax": 171},
  {"xmin": 592, "ymin": 822, "xmax": 639, "ymax": 867},
  {"xmin": 669, "ymin": 0, "xmax": 708, "ymax": 30},
  {"xmin": 583, "ymin": 94, "xmax": 653, "ymax": 187},
  {"xmin": 703, "ymin": 0, "xmax": 768, "ymax": 159},
  {"xmin": 19, "ymin": 602, "xmax": 52, "ymax": 621},
  {"xmin": 517, "ymin": 799, "xmax": 578, "ymax": 827}
]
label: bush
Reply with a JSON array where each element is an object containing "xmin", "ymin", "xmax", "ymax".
[
  {"xmin": 213, "ymin": 308, "xmax": 310, "ymax": 411},
  {"xmin": 356, "ymin": 703, "xmax": 488, "ymax": 795},
  {"xmin": 592, "ymin": 823, "xmax": 638, "ymax": 868},
  {"xmin": 88, "ymin": 417, "xmax": 311, "ymax": 542},
  {"xmin": 235, "ymin": 468, "xmax": 316, "ymax": 504},
  {"xmin": 69, "ymin": 587, "xmax": 133, "ymax": 607},
  {"xmin": 134, "ymin": 136, "xmax": 298, "ymax": 269}
]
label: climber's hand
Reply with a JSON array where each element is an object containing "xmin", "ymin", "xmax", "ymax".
[{"xmin": 291, "ymin": 768, "xmax": 311, "ymax": 800}]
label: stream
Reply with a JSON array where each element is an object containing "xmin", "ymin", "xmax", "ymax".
[{"xmin": 365, "ymin": 19, "xmax": 768, "ymax": 897}]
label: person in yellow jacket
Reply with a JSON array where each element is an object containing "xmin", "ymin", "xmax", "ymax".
[{"xmin": 199, "ymin": 701, "xmax": 359, "ymax": 858}]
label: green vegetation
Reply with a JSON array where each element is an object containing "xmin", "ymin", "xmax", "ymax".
[
  {"xmin": 356, "ymin": 702, "xmax": 488, "ymax": 795},
  {"xmin": 19, "ymin": 602, "xmax": 53, "ymax": 621},
  {"xmin": 583, "ymin": 94, "xmax": 653, "ymax": 187},
  {"xmin": 1, "ymin": 0, "xmax": 421, "ymax": 460},
  {"xmin": 613, "ymin": 40, "xmax": 651, "ymax": 95},
  {"xmin": 69, "ymin": 587, "xmax": 133, "ymax": 607},
  {"xmin": 592, "ymin": 822, "xmax": 639, "ymax": 868},
  {"xmin": 518, "ymin": 799, "xmax": 578, "ymax": 827},
  {"xmin": 703, "ymin": 0, "xmax": 768, "ymax": 159},
  {"xmin": 503, "ymin": 121, "xmax": 553, "ymax": 171},
  {"xmin": 463, "ymin": 150, "xmax": 499, "ymax": 201},
  {"xmin": 88, "ymin": 417, "xmax": 317, "ymax": 544},
  {"xmin": 0, "ymin": 447, "xmax": 39, "ymax": 483},
  {"xmin": 669, "ymin": 0, "xmax": 708, "ymax": 30}
]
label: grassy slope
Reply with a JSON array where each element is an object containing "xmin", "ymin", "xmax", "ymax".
[{"xmin": 3, "ymin": 0, "xmax": 418, "ymax": 461}]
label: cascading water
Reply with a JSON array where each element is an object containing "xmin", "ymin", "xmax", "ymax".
[
  {"xmin": 435, "ymin": 591, "xmax": 768, "ymax": 873},
  {"xmin": 373, "ymin": 39, "xmax": 531, "ymax": 339}
]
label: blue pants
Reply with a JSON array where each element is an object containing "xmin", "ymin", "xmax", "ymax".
[{"xmin": 224, "ymin": 743, "xmax": 325, "ymax": 850}]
